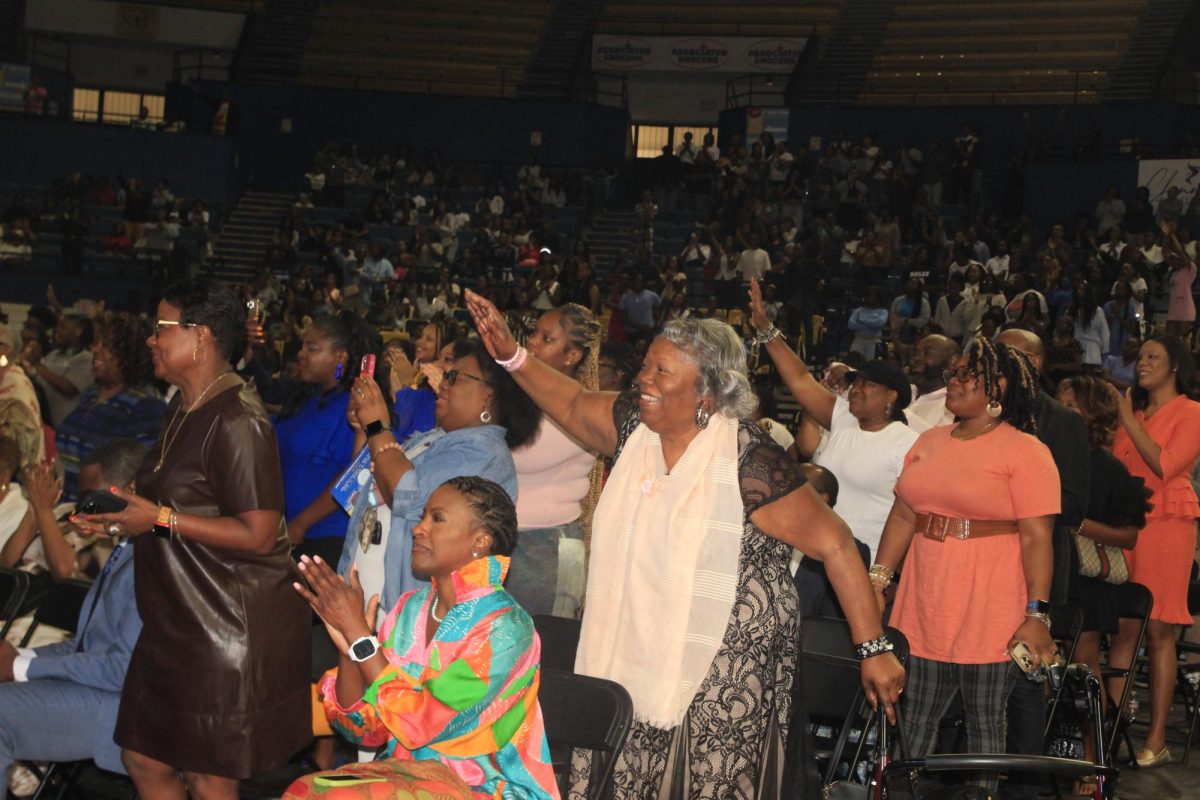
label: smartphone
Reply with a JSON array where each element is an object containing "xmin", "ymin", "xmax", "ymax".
[
  {"xmin": 246, "ymin": 299, "xmax": 260, "ymax": 323},
  {"xmin": 1009, "ymin": 641, "xmax": 1037, "ymax": 675},
  {"xmin": 360, "ymin": 354, "xmax": 376, "ymax": 379},
  {"xmin": 78, "ymin": 491, "xmax": 129, "ymax": 515}
]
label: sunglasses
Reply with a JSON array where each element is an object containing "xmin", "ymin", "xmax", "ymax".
[
  {"xmin": 153, "ymin": 319, "xmax": 198, "ymax": 336},
  {"xmin": 942, "ymin": 366, "xmax": 978, "ymax": 384},
  {"xmin": 444, "ymin": 369, "xmax": 491, "ymax": 387}
]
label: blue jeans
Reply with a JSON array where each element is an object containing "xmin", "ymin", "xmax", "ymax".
[
  {"xmin": 0, "ymin": 679, "xmax": 127, "ymax": 799},
  {"xmin": 505, "ymin": 520, "xmax": 586, "ymax": 619}
]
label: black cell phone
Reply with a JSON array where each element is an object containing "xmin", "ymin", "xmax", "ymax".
[{"xmin": 78, "ymin": 491, "xmax": 128, "ymax": 515}]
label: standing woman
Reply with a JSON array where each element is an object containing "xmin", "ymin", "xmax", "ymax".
[
  {"xmin": 55, "ymin": 313, "xmax": 166, "ymax": 502},
  {"xmin": 19, "ymin": 313, "xmax": 94, "ymax": 427},
  {"xmin": 1055, "ymin": 375, "xmax": 1150, "ymax": 781},
  {"xmin": 464, "ymin": 289, "xmax": 903, "ymax": 798},
  {"xmin": 507, "ymin": 304, "xmax": 604, "ymax": 619},
  {"xmin": 1107, "ymin": 334, "xmax": 1200, "ymax": 766},
  {"xmin": 1162, "ymin": 221, "xmax": 1197, "ymax": 340},
  {"xmin": 873, "ymin": 340, "xmax": 1060, "ymax": 796},
  {"xmin": 751, "ymin": 280, "xmax": 917, "ymax": 558},
  {"xmin": 78, "ymin": 278, "xmax": 310, "ymax": 797},
  {"xmin": 389, "ymin": 321, "xmax": 452, "ymax": 441},
  {"xmin": 276, "ymin": 312, "xmax": 381, "ymax": 563}
]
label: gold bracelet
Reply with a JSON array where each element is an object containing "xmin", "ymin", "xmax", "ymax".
[{"xmin": 170, "ymin": 510, "xmax": 179, "ymax": 540}]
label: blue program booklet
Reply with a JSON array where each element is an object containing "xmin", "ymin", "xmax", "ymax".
[{"xmin": 331, "ymin": 445, "xmax": 382, "ymax": 515}]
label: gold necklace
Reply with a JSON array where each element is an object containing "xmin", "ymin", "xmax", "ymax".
[
  {"xmin": 951, "ymin": 419, "xmax": 1000, "ymax": 441},
  {"xmin": 153, "ymin": 372, "xmax": 233, "ymax": 472}
]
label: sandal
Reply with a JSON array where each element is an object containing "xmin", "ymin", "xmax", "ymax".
[{"xmin": 1072, "ymin": 776, "xmax": 1098, "ymax": 796}]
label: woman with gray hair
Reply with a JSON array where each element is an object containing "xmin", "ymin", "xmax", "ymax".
[{"xmin": 465, "ymin": 290, "xmax": 903, "ymax": 798}]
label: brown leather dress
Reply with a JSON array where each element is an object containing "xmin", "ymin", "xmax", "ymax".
[{"xmin": 115, "ymin": 380, "xmax": 311, "ymax": 778}]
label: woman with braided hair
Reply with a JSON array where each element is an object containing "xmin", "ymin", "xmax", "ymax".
[
  {"xmin": 507, "ymin": 303, "xmax": 604, "ymax": 618},
  {"xmin": 873, "ymin": 338, "xmax": 1061, "ymax": 795}
]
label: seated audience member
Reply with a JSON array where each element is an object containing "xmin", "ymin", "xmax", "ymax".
[
  {"xmin": 0, "ymin": 329, "xmax": 45, "ymax": 463},
  {"xmin": 19, "ymin": 313, "xmax": 94, "ymax": 427},
  {"xmin": 55, "ymin": 314, "xmax": 165, "ymax": 502},
  {"xmin": 1103, "ymin": 335, "xmax": 1140, "ymax": 390},
  {"xmin": 0, "ymin": 440, "xmax": 145, "ymax": 789},
  {"xmin": 847, "ymin": 287, "xmax": 889, "ymax": 362},
  {"xmin": 0, "ymin": 436, "xmax": 28, "ymax": 552},
  {"xmin": 288, "ymin": 477, "xmax": 558, "ymax": 799},
  {"xmin": 793, "ymin": 464, "xmax": 871, "ymax": 618},
  {"xmin": 596, "ymin": 340, "xmax": 639, "ymax": 393},
  {"xmin": 1045, "ymin": 315, "xmax": 1084, "ymax": 386}
]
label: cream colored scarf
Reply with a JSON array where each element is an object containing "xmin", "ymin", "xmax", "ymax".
[{"xmin": 576, "ymin": 412, "xmax": 743, "ymax": 729}]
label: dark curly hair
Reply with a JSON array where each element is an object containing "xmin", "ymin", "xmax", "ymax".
[
  {"xmin": 160, "ymin": 278, "xmax": 244, "ymax": 362},
  {"xmin": 96, "ymin": 312, "xmax": 155, "ymax": 388},
  {"xmin": 309, "ymin": 311, "xmax": 385, "ymax": 393},
  {"xmin": 441, "ymin": 475, "xmax": 518, "ymax": 556},
  {"xmin": 1060, "ymin": 374, "xmax": 1118, "ymax": 448},
  {"xmin": 1131, "ymin": 334, "xmax": 1195, "ymax": 411},
  {"xmin": 965, "ymin": 338, "xmax": 1041, "ymax": 435},
  {"xmin": 452, "ymin": 338, "xmax": 542, "ymax": 449}
]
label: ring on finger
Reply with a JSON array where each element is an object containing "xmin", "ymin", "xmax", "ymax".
[{"xmin": 107, "ymin": 523, "xmax": 121, "ymax": 536}]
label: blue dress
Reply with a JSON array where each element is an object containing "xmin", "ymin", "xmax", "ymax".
[{"xmin": 274, "ymin": 390, "xmax": 357, "ymax": 541}]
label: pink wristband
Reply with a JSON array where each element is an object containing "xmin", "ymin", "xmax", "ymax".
[{"xmin": 498, "ymin": 345, "xmax": 528, "ymax": 372}]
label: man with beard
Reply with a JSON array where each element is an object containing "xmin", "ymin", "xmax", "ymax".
[
  {"xmin": 905, "ymin": 334, "xmax": 959, "ymax": 432},
  {"xmin": 996, "ymin": 327, "xmax": 1091, "ymax": 800}
]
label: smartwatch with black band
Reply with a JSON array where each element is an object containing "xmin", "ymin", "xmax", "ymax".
[{"xmin": 364, "ymin": 419, "xmax": 390, "ymax": 438}]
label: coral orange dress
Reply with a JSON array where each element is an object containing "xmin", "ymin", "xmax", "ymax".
[{"xmin": 1112, "ymin": 394, "xmax": 1200, "ymax": 624}]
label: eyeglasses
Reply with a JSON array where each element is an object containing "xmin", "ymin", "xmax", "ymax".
[
  {"xmin": 942, "ymin": 366, "xmax": 978, "ymax": 385},
  {"xmin": 153, "ymin": 320, "xmax": 198, "ymax": 336},
  {"xmin": 444, "ymin": 369, "xmax": 492, "ymax": 387}
]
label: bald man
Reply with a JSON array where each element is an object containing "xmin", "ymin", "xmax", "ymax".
[
  {"xmin": 905, "ymin": 334, "xmax": 960, "ymax": 432},
  {"xmin": 996, "ymin": 327, "xmax": 1091, "ymax": 800}
]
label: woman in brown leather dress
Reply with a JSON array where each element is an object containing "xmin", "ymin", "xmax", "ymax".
[{"xmin": 79, "ymin": 278, "xmax": 310, "ymax": 798}]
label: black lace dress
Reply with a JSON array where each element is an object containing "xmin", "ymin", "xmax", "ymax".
[{"xmin": 570, "ymin": 391, "xmax": 806, "ymax": 799}]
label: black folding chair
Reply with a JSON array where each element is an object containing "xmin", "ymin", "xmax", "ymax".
[
  {"xmin": 538, "ymin": 667, "xmax": 633, "ymax": 800},
  {"xmin": 18, "ymin": 579, "xmax": 92, "ymax": 647},
  {"xmin": 1175, "ymin": 580, "xmax": 1200, "ymax": 763},
  {"xmin": 532, "ymin": 614, "xmax": 581, "ymax": 673},
  {"xmin": 797, "ymin": 616, "xmax": 910, "ymax": 789},
  {"xmin": 1044, "ymin": 603, "xmax": 1085, "ymax": 739},
  {"xmin": 1100, "ymin": 582, "xmax": 1152, "ymax": 767},
  {"xmin": 0, "ymin": 567, "xmax": 30, "ymax": 640}
]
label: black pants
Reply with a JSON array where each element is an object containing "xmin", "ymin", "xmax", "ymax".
[{"xmin": 1002, "ymin": 675, "xmax": 1047, "ymax": 799}]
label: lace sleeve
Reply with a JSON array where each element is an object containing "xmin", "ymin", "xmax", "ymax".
[
  {"xmin": 611, "ymin": 388, "xmax": 642, "ymax": 462},
  {"xmin": 737, "ymin": 421, "xmax": 806, "ymax": 516}
]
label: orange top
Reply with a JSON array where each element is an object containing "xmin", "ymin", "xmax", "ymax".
[
  {"xmin": 891, "ymin": 424, "xmax": 1061, "ymax": 664},
  {"xmin": 1112, "ymin": 393, "xmax": 1200, "ymax": 520}
]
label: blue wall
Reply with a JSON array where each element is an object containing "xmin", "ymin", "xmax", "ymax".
[
  {"xmin": 0, "ymin": 115, "xmax": 237, "ymax": 203},
  {"xmin": 178, "ymin": 81, "xmax": 632, "ymax": 190}
]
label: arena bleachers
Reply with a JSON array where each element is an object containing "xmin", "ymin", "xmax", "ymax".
[
  {"xmin": 595, "ymin": 0, "xmax": 838, "ymax": 38},
  {"xmin": 859, "ymin": 0, "xmax": 1146, "ymax": 105},
  {"xmin": 299, "ymin": 0, "xmax": 551, "ymax": 97}
]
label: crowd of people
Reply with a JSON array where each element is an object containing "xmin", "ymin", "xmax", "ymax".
[{"xmin": 0, "ymin": 125, "xmax": 1199, "ymax": 799}]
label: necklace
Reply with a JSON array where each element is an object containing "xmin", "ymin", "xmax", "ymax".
[
  {"xmin": 951, "ymin": 420, "xmax": 1000, "ymax": 441},
  {"xmin": 430, "ymin": 595, "xmax": 445, "ymax": 623},
  {"xmin": 153, "ymin": 371, "xmax": 233, "ymax": 472}
]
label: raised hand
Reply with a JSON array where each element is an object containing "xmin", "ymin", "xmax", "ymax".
[
  {"xmin": 464, "ymin": 289, "xmax": 519, "ymax": 362},
  {"xmin": 748, "ymin": 278, "xmax": 770, "ymax": 332}
]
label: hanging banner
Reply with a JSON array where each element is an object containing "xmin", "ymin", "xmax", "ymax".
[
  {"xmin": 592, "ymin": 35, "xmax": 806, "ymax": 73},
  {"xmin": 1136, "ymin": 158, "xmax": 1200, "ymax": 212}
]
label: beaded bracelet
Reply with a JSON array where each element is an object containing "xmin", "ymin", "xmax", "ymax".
[
  {"xmin": 369, "ymin": 442, "xmax": 403, "ymax": 471},
  {"xmin": 854, "ymin": 634, "xmax": 895, "ymax": 661},
  {"xmin": 496, "ymin": 345, "xmax": 528, "ymax": 372},
  {"xmin": 753, "ymin": 324, "xmax": 782, "ymax": 345},
  {"xmin": 868, "ymin": 563, "xmax": 895, "ymax": 591}
]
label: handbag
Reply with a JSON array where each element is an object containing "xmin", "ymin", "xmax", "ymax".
[{"xmin": 1073, "ymin": 533, "xmax": 1129, "ymax": 585}]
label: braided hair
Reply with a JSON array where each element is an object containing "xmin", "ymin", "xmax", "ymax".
[
  {"xmin": 965, "ymin": 338, "xmax": 1041, "ymax": 435},
  {"xmin": 553, "ymin": 303, "xmax": 606, "ymax": 550},
  {"xmin": 278, "ymin": 311, "xmax": 387, "ymax": 420},
  {"xmin": 442, "ymin": 475, "xmax": 519, "ymax": 556}
]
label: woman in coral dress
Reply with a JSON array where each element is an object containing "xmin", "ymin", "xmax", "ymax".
[{"xmin": 1108, "ymin": 334, "xmax": 1200, "ymax": 767}]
